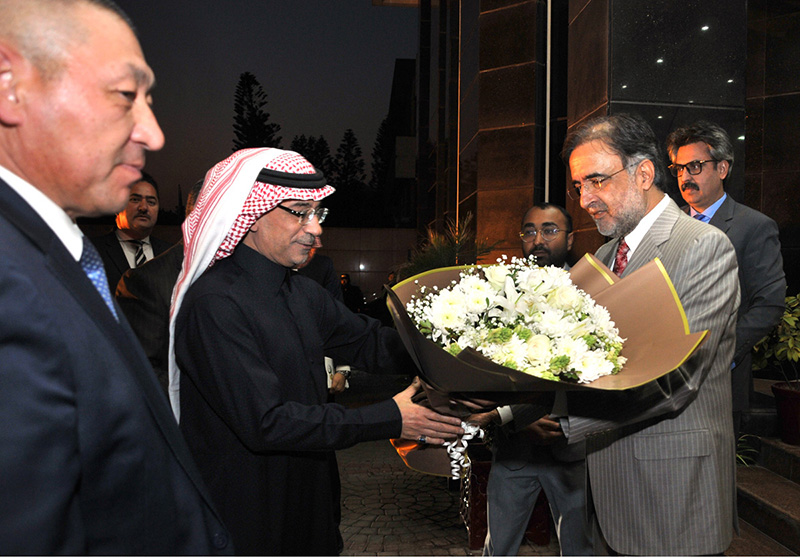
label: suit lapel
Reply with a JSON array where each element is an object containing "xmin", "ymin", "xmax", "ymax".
[
  {"xmin": 599, "ymin": 198, "xmax": 682, "ymax": 278},
  {"xmin": 707, "ymin": 195, "xmax": 734, "ymax": 235},
  {"xmin": 101, "ymin": 233, "xmax": 131, "ymax": 277},
  {"xmin": 623, "ymin": 200, "xmax": 679, "ymax": 275},
  {"xmin": 0, "ymin": 180, "xmax": 223, "ymax": 519}
]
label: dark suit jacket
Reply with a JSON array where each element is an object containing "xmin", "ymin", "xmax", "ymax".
[
  {"xmin": 116, "ymin": 240, "xmax": 184, "ymax": 393},
  {"xmin": 92, "ymin": 229, "xmax": 171, "ymax": 294},
  {"xmin": 696, "ymin": 195, "xmax": 786, "ymax": 411},
  {"xmin": 0, "ymin": 179, "xmax": 231, "ymax": 554}
]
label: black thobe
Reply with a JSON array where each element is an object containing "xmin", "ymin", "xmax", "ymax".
[{"xmin": 175, "ymin": 244, "xmax": 408, "ymax": 555}]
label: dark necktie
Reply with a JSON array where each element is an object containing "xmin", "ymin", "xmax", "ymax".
[
  {"xmin": 694, "ymin": 213, "xmax": 708, "ymax": 223},
  {"xmin": 129, "ymin": 239, "xmax": 146, "ymax": 267},
  {"xmin": 614, "ymin": 239, "xmax": 630, "ymax": 277},
  {"xmin": 80, "ymin": 236, "xmax": 119, "ymax": 320}
]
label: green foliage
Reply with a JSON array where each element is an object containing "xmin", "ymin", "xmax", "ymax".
[
  {"xmin": 486, "ymin": 327, "xmax": 513, "ymax": 344},
  {"xmin": 396, "ymin": 212, "xmax": 498, "ymax": 280},
  {"xmin": 325, "ymin": 129, "xmax": 367, "ymax": 226},
  {"xmin": 736, "ymin": 434, "xmax": 759, "ymax": 467},
  {"xmin": 232, "ymin": 71, "xmax": 282, "ymax": 151},
  {"xmin": 753, "ymin": 294, "xmax": 800, "ymax": 386}
]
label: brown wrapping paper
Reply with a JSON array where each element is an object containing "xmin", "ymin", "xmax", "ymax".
[{"xmin": 387, "ymin": 253, "xmax": 708, "ymax": 476}]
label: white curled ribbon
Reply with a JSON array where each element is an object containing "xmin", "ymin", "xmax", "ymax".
[{"xmin": 443, "ymin": 421, "xmax": 484, "ymax": 479}]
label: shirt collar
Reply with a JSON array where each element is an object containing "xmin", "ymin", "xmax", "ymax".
[
  {"xmin": 0, "ymin": 164, "xmax": 85, "ymax": 261},
  {"xmin": 623, "ymin": 192, "xmax": 670, "ymax": 257},
  {"xmin": 234, "ymin": 243, "xmax": 291, "ymax": 295},
  {"xmin": 689, "ymin": 192, "xmax": 727, "ymax": 221}
]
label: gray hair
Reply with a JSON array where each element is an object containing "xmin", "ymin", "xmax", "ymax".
[
  {"xmin": 0, "ymin": 0, "xmax": 134, "ymax": 80},
  {"xmin": 665, "ymin": 120, "xmax": 734, "ymax": 174},
  {"xmin": 561, "ymin": 113, "xmax": 667, "ymax": 191}
]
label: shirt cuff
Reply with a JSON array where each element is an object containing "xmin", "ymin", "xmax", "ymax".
[{"xmin": 497, "ymin": 405, "xmax": 514, "ymax": 425}]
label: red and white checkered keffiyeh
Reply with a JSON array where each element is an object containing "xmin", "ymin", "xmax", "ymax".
[{"xmin": 167, "ymin": 148, "xmax": 335, "ymax": 420}]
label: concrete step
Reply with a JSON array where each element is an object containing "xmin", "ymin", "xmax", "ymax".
[
  {"xmin": 726, "ymin": 518, "xmax": 796, "ymax": 556},
  {"xmin": 737, "ymin": 464, "xmax": 800, "ymax": 554},
  {"xmin": 743, "ymin": 378, "xmax": 781, "ymax": 438},
  {"xmin": 759, "ymin": 436, "xmax": 800, "ymax": 484}
]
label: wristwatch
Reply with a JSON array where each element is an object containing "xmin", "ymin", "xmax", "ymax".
[{"xmin": 335, "ymin": 365, "xmax": 352, "ymax": 380}]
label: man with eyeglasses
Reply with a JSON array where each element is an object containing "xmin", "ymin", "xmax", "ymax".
[
  {"xmin": 667, "ymin": 121, "xmax": 786, "ymax": 441},
  {"xmin": 473, "ymin": 203, "xmax": 594, "ymax": 556},
  {"xmin": 168, "ymin": 148, "xmax": 464, "ymax": 556},
  {"xmin": 558, "ymin": 114, "xmax": 739, "ymax": 555}
]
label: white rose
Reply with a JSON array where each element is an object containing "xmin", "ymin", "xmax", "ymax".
[
  {"xmin": 526, "ymin": 334, "xmax": 552, "ymax": 364},
  {"xmin": 547, "ymin": 284, "xmax": 584, "ymax": 311},
  {"xmin": 483, "ymin": 264, "xmax": 509, "ymax": 291}
]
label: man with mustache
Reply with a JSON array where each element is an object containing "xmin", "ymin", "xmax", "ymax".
[
  {"xmin": 560, "ymin": 113, "xmax": 739, "ymax": 555},
  {"xmin": 666, "ymin": 121, "xmax": 785, "ymax": 440},
  {"xmin": 474, "ymin": 203, "xmax": 594, "ymax": 556},
  {"xmin": 93, "ymin": 172, "xmax": 171, "ymax": 290},
  {"xmin": 169, "ymin": 148, "xmax": 464, "ymax": 556}
]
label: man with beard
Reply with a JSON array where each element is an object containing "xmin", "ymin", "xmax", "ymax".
[
  {"xmin": 666, "ymin": 121, "xmax": 785, "ymax": 440},
  {"xmin": 474, "ymin": 203, "xmax": 593, "ymax": 556},
  {"xmin": 169, "ymin": 148, "xmax": 464, "ymax": 556},
  {"xmin": 559, "ymin": 113, "xmax": 739, "ymax": 555},
  {"xmin": 93, "ymin": 172, "xmax": 171, "ymax": 290}
]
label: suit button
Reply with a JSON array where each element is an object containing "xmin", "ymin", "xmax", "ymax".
[{"xmin": 212, "ymin": 531, "xmax": 229, "ymax": 549}]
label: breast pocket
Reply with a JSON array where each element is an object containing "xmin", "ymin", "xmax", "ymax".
[{"xmin": 633, "ymin": 430, "xmax": 711, "ymax": 460}]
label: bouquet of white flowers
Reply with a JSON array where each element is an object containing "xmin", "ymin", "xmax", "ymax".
[
  {"xmin": 405, "ymin": 255, "xmax": 626, "ymax": 384},
  {"xmin": 387, "ymin": 253, "xmax": 709, "ymax": 477}
]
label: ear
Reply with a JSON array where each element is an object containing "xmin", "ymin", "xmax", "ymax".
[
  {"xmin": 717, "ymin": 160, "xmax": 730, "ymax": 180},
  {"xmin": 566, "ymin": 231, "xmax": 574, "ymax": 252},
  {"xmin": 637, "ymin": 158, "xmax": 656, "ymax": 191},
  {"xmin": 0, "ymin": 41, "xmax": 25, "ymax": 126}
]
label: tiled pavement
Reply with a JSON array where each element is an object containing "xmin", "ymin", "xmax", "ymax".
[
  {"xmin": 336, "ymin": 372, "xmax": 559, "ymax": 556},
  {"xmin": 337, "ymin": 439, "xmax": 560, "ymax": 556},
  {"xmin": 334, "ymin": 371, "xmax": 782, "ymax": 556}
]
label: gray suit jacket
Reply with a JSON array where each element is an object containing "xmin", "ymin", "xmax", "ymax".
[
  {"xmin": 704, "ymin": 195, "xmax": 786, "ymax": 411},
  {"xmin": 565, "ymin": 198, "xmax": 740, "ymax": 555}
]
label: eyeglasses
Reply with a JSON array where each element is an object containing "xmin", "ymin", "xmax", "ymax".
[
  {"xmin": 275, "ymin": 204, "xmax": 329, "ymax": 226},
  {"xmin": 668, "ymin": 159, "xmax": 717, "ymax": 177},
  {"xmin": 519, "ymin": 227, "xmax": 566, "ymax": 243},
  {"xmin": 568, "ymin": 162, "xmax": 639, "ymax": 200}
]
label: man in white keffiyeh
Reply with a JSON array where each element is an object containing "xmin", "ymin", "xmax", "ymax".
[{"xmin": 168, "ymin": 148, "xmax": 463, "ymax": 556}]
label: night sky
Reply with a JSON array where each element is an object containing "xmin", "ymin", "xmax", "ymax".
[{"xmin": 115, "ymin": 1, "xmax": 419, "ymax": 210}]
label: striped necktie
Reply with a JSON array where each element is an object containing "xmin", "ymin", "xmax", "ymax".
[
  {"xmin": 80, "ymin": 236, "xmax": 119, "ymax": 320},
  {"xmin": 129, "ymin": 239, "xmax": 147, "ymax": 267},
  {"xmin": 693, "ymin": 213, "xmax": 709, "ymax": 223},
  {"xmin": 614, "ymin": 239, "xmax": 629, "ymax": 277}
]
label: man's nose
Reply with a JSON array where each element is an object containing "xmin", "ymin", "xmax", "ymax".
[
  {"xmin": 132, "ymin": 99, "xmax": 166, "ymax": 152},
  {"xmin": 579, "ymin": 187, "xmax": 596, "ymax": 209},
  {"xmin": 304, "ymin": 217, "xmax": 323, "ymax": 236}
]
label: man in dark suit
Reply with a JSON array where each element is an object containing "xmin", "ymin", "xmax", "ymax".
[
  {"xmin": 560, "ymin": 114, "xmax": 739, "ymax": 555},
  {"xmin": 667, "ymin": 121, "xmax": 786, "ymax": 439},
  {"xmin": 93, "ymin": 172, "xmax": 172, "ymax": 290},
  {"xmin": 0, "ymin": 1, "xmax": 230, "ymax": 553},
  {"xmin": 473, "ymin": 203, "xmax": 593, "ymax": 556},
  {"xmin": 116, "ymin": 179, "xmax": 203, "ymax": 392}
]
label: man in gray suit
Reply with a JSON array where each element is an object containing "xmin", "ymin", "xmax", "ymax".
[
  {"xmin": 666, "ymin": 121, "xmax": 786, "ymax": 440},
  {"xmin": 474, "ymin": 203, "xmax": 593, "ymax": 556},
  {"xmin": 560, "ymin": 113, "xmax": 740, "ymax": 555}
]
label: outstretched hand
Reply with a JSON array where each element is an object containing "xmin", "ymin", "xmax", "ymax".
[{"xmin": 393, "ymin": 377, "xmax": 464, "ymax": 445}]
